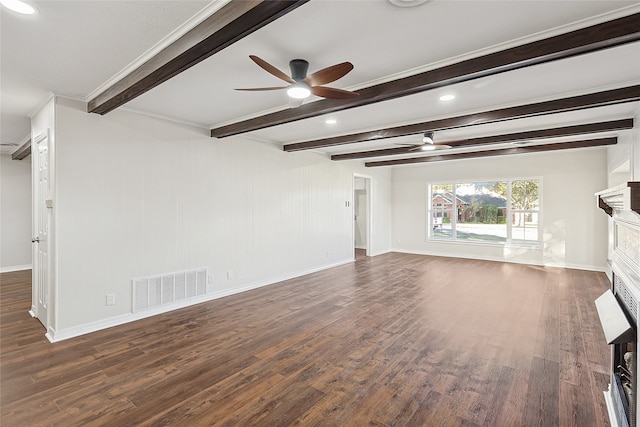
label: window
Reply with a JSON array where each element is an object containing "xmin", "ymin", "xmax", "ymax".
[
  {"xmin": 427, "ymin": 179, "xmax": 540, "ymax": 245},
  {"xmin": 510, "ymin": 180, "xmax": 540, "ymax": 244}
]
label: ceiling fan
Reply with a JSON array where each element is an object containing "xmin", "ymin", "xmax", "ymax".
[
  {"xmin": 395, "ymin": 131, "xmax": 452, "ymax": 151},
  {"xmin": 235, "ymin": 55, "xmax": 359, "ymax": 106}
]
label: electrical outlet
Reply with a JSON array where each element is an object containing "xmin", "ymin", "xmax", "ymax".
[
  {"xmin": 227, "ymin": 270, "xmax": 234, "ymax": 280},
  {"xmin": 106, "ymin": 293, "xmax": 116, "ymax": 306},
  {"xmin": 207, "ymin": 274, "xmax": 214, "ymax": 284}
]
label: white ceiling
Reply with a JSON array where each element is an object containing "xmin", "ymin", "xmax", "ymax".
[
  {"xmin": 0, "ymin": 0, "xmax": 211, "ymax": 148},
  {"xmin": 2, "ymin": 0, "xmax": 639, "ymax": 160}
]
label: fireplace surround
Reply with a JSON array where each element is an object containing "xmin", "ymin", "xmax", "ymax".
[{"xmin": 596, "ymin": 182, "xmax": 640, "ymax": 427}]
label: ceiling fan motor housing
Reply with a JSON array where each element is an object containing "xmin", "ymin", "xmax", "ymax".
[
  {"xmin": 423, "ymin": 131, "xmax": 434, "ymax": 144},
  {"xmin": 290, "ymin": 59, "xmax": 309, "ymax": 81}
]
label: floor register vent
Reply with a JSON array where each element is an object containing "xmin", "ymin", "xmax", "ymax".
[{"xmin": 132, "ymin": 268, "xmax": 208, "ymax": 313}]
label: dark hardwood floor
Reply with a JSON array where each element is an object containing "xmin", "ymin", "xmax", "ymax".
[{"xmin": 1, "ymin": 253, "xmax": 612, "ymax": 426}]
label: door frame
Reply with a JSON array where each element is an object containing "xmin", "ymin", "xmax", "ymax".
[
  {"xmin": 353, "ymin": 174, "xmax": 372, "ymax": 257},
  {"xmin": 30, "ymin": 129, "xmax": 52, "ymax": 335}
]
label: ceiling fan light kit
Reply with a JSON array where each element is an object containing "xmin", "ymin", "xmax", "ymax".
[
  {"xmin": 420, "ymin": 144, "xmax": 437, "ymax": 151},
  {"xmin": 236, "ymin": 55, "xmax": 358, "ymax": 104},
  {"xmin": 286, "ymin": 83, "xmax": 311, "ymax": 99}
]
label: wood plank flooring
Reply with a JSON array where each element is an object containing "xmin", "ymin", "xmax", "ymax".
[{"xmin": 1, "ymin": 253, "xmax": 612, "ymax": 426}]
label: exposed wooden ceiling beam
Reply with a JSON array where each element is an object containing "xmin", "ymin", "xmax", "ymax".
[
  {"xmin": 365, "ymin": 137, "xmax": 617, "ymax": 167},
  {"xmin": 88, "ymin": 0, "xmax": 310, "ymax": 115},
  {"xmin": 11, "ymin": 138, "xmax": 31, "ymax": 160},
  {"xmin": 211, "ymin": 12, "xmax": 640, "ymax": 138},
  {"xmin": 284, "ymin": 85, "xmax": 640, "ymax": 152},
  {"xmin": 331, "ymin": 118, "xmax": 634, "ymax": 160}
]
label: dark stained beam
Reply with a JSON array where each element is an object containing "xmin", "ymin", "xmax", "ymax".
[
  {"xmin": 88, "ymin": 0, "xmax": 310, "ymax": 115},
  {"xmin": 365, "ymin": 137, "xmax": 617, "ymax": 167},
  {"xmin": 11, "ymin": 138, "xmax": 31, "ymax": 160},
  {"xmin": 331, "ymin": 118, "xmax": 633, "ymax": 160},
  {"xmin": 333, "ymin": 146, "xmax": 418, "ymax": 160},
  {"xmin": 211, "ymin": 12, "xmax": 640, "ymax": 138},
  {"xmin": 285, "ymin": 85, "xmax": 640, "ymax": 151}
]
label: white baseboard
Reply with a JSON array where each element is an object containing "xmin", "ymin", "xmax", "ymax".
[
  {"xmin": 46, "ymin": 258, "xmax": 354, "ymax": 343},
  {"xmin": 0, "ymin": 264, "xmax": 32, "ymax": 273},
  {"xmin": 365, "ymin": 249, "xmax": 391, "ymax": 257},
  {"xmin": 391, "ymin": 248, "xmax": 606, "ymax": 272},
  {"xmin": 603, "ymin": 387, "xmax": 619, "ymax": 427}
]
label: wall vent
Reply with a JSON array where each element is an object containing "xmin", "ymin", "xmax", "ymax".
[{"xmin": 132, "ymin": 268, "xmax": 207, "ymax": 313}]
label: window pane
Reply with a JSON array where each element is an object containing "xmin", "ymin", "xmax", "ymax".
[
  {"xmin": 430, "ymin": 210, "xmax": 453, "ymax": 238},
  {"xmin": 430, "ymin": 184, "xmax": 454, "ymax": 239},
  {"xmin": 432, "ymin": 184, "xmax": 453, "ymax": 194},
  {"xmin": 454, "ymin": 182, "xmax": 507, "ymax": 243},
  {"xmin": 512, "ymin": 180, "xmax": 539, "ymax": 210},
  {"xmin": 511, "ymin": 211, "xmax": 539, "ymax": 244}
]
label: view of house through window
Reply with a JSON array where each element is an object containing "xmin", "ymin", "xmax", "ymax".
[{"xmin": 428, "ymin": 179, "xmax": 540, "ymax": 244}]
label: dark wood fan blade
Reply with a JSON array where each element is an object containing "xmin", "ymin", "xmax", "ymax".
[
  {"xmin": 311, "ymin": 86, "xmax": 359, "ymax": 99},
  {"xmin": 304, "ymin": 62, "xmax": 353, "ymax": 86},
  {"xmin": 235, "ymin": 86, "xmax": 288, "ymax": 91},
  {"xmin": 249, "ymin": 55, "xmax": 295, "ymax": 84}
]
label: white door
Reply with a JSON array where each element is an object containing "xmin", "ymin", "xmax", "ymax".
[{"xmin": 32, "ymin": 130, "xmax": 50, "ymax": 328}]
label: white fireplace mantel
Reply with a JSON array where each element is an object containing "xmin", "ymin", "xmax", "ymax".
[{"xmin": 596, "ymin": 182, "xmax": 640, "ymax": 217}]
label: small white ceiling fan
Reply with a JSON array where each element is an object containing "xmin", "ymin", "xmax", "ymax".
[{"xmin": 394, "ymin": 131, "xmax": 452, "ymax": 151}]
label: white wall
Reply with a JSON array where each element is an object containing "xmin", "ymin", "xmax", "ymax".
[
  {"xmin": 627, "ymin": 110, "xmax": 639, "ymax": 181},
  {"xmin": 391, "ymin": 148, "xmax": 609, "ymax": 270},
  {"xmin": 607, "ymin": 114, "xmax": 638, "ymax": 185},
  {"xmin": 634, "ymin": 117, "xmax": 640, "ymax": 180},
  {"xmin": 51, "ymin": 98, "xmax": 391, "ymax": 338},
  {"xmin": 0, "ymin": 154, "xmax": 32, "ymax": 272}
]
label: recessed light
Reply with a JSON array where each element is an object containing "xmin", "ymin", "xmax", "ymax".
[
  {"xmin": 325, "ymin": 118, "xmax": 337, "ymax": 125},
  {"xmin": 0, "ymin": 0, "xmax": 36, "ymax": 15},
  {"xmin": 439, "ymin": 94, "xmax": 455, "ymax": 102}
]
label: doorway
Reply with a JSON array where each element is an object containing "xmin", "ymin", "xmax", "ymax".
[{"xmin": 353, "ymin": 175, "xmax": 371, "ymax": 259}]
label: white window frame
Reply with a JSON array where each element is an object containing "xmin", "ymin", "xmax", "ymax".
[{"xmin": 426, "ymin": 178, "xmax": 542, "ymax": 247}]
